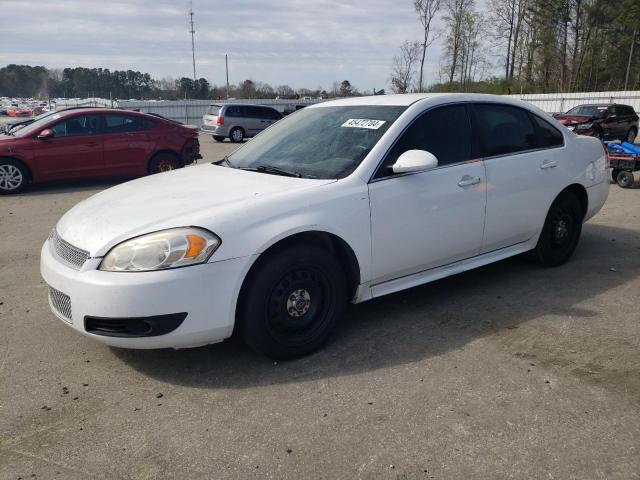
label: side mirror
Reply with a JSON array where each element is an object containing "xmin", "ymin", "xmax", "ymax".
[
  {"xmin": 392, "ymin": 150, "xmax": 438, "ymax": 174},
  {"xmin": 37, "ymin": 129, "xmax": 54, "ymax": 139}
]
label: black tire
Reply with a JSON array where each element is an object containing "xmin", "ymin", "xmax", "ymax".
[
  {"xmin": 0, "ymin": 158, "xmax": 30, "ymax": 195},
  {"xmin": 626, "ymin": 128, "xmax": 637, "ymax": 144},
  {"xmin": 616, "ymin": 170, "xmax": 635, "ymax": 188},
  {"xmin": 148, "ymin": 152, "xmax": 180, "ymax": 174},
  {"xmin": 238, "ymin": 245, "xmax": 347, "ymax": 360},
  {"xmin": 529, "ymin": 192, "xmax": 583, "ymax": 267},
  {"xmin": 229, "ymin": 127, "xmax": 245, "ymax": 143},
  {"xmin": 611, "ymin": 168, "xmax": 620, "ymax": 184},
  {"xmin": 213, "ymin": 135, "xmax": 225, "ymax": 143}
]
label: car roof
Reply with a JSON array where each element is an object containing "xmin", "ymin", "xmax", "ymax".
[{"xmin": 309, "ymin": 93, "xmax": 539, "ymax": 108}]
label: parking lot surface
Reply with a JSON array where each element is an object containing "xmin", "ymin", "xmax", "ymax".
[{"xmin": 1, "ymin": 134, "xmax": 639, "ymax": 479}]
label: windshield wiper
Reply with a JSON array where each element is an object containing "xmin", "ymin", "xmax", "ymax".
[
  {"xmin": 212, "ymin": 155, "xmax": 235, "ymax": 168},
  {"xmin": 240, "ymin": 165, "xmax": 302, "ymax": 178}
]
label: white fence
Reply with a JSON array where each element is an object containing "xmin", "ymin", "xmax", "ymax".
[{"xmin": 117, "ymin": 98, "xmax": 324, "ymax": 126}]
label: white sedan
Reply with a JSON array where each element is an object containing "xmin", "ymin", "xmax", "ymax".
[{"xmin": 41, "ymin": 93, "xmax": 609, "ymax": 359}]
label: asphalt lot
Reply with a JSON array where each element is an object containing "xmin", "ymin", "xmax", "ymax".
[{"xmin": 1, "ymin": 133, "xmax": 639, "ymax": 479}]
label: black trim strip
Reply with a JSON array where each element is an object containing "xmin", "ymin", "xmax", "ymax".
[{"xmin": 84, "ymin": 312, "xmax": 187, "ymax": 338}]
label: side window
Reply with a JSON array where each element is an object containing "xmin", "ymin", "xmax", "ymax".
[
  {"xmin": 473, "ymin": 104, "xmax": 537, "ymax": 157},
  {"xmin": 51, "ymin": 115, "xmax": 102, "ymax": 137},
  {"xmin": 267, "ymin": 108, "xmax": 283, "ymax": 120},
  {"xmin": 377, "ymin": 104, "xmax": 472, "ymax": 177},
  {"xmin": 247, "ymin": 106, "xmax": 262, "ymax": 118},
  {"xmin": 530, "ymin": 114, "xmax": 564, "ymax": 148},
  {"xmin": 226, "ymin": 106, "xmax": 240, "ymax": 117},
  {"xmin": 104, "ymin": 115, "xmax": 154, "ymax": 133},
  {"xmin": 237, "ymin": 106, "xmax": 250, "ymax": 118}
]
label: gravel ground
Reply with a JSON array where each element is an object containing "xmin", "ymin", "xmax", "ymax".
[{"xmin": 0, "ymin": 133, "xmax": 639, "ymax": 479}]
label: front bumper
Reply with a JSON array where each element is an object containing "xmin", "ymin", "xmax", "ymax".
[{"xmin": 40, "ymin": 240, "xmax": 251, "ymax": 349}]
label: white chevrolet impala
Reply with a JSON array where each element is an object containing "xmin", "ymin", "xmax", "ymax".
[{"xmin": 41, "ymin": 94, "xmax": 609, "ymax": 359}]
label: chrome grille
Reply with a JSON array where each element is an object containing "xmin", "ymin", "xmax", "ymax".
[
  {"xmin": 48, "ymin": 286, "xmax": 72, "ymax": 323},
  {"xmin": 49, "ymin": 229, "xmax": 89, "ymax": 269}
]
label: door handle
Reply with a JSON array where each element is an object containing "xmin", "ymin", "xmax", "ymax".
[
  {"xmin": 457, "ymin": 175, "xmax": 481, "ymax": 187},
  {"xmin": 540, "ymin": 159, "xmax": 557, "ymax": 169}
]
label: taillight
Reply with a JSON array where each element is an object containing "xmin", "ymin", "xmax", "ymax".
[{"xmin": 217, "ymin": 116, "xmax": 224, "ymax": 126}]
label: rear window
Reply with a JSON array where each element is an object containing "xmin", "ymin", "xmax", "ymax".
[
  {"xmin": 206, "ymin": 105, "xmax": 220, "ymax": 116},
  {"xmin": 473, "ymin": 104, "xmax": 537, "ymax": 157}
]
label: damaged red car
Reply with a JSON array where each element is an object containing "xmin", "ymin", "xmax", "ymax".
[
  {"xmin": 0, "ymin": 108, "xmax": 201, "ymax": 194},
  {"xmin": 553, "ymin": 104, "xmax": 638, "ymax": 143}
]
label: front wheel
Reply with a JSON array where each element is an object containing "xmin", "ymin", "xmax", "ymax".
[
  {"xmin": 148, "ymin": 152, "xmax": 179, "ymax": 174},
  {"xmin": 611, "ymin": 168, "xmax": 620, "ymax": 184},
  {"xmin": 238, "ymin": 245, "xmax": 347, "ymax": 360},
  {"xmin": 529, "ymin": 192, "xmax": 583, "ymax": 267},
  {"xmin": 616, "ymin": 170, "xmax": 635, "ymax": 188},
  {"xmin": 626, "ymin": 128, "xmax": 637, "ymax": 144},
  {"xmin": 0, "ymin": 159, "xmax": 30, "ymax": 194}
]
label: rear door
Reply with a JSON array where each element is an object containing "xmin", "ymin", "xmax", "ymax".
[
  {"xmin": 101, "ymin": 114, "xmax": 157, "ymax": 176},
  {"xmin": 472, "ymin": 103, "xmax": 567, "ymax": 253},
  {"xmin": 34, "ymin": 114, "xmax": 104, "ymax": 180}
]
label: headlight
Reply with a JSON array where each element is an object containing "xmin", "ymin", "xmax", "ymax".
[
  {"xmin": 99, "ymin": 227, "xmax": 220, "ymax": 272},
  {"xmin": 575, "ymin": 123, "xmax": 593, "ymax": 130}
]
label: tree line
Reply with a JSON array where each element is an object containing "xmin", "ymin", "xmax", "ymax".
[
  {"xmin": 0, "ymin": 64, "xmax": 372, "ymax": 100},
  {"xmin": 392, "ymin": 0, "xmax": 640, "ymax": 94}
]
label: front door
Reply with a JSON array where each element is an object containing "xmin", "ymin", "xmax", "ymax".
[
  {"xmin": 368, "ymin": 104, "xmax": 486, "ymax": 286},
  {"xmin": 34, "ymin": 114, "xmax": 104, "ymax": 180}
]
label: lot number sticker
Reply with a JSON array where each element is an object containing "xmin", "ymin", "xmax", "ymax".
[{"xmin": 341, "ymin": 118, "xmax": 386, "ymax": 130}]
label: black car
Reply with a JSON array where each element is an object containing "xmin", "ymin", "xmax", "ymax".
[{"xmin": 553, "ymin": 104, "xmax": 638, "ymax": 143}]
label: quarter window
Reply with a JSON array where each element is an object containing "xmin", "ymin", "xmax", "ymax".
[
  {"xmin": 530, "ymin": 114, "xmax": 564, "ymax": 148},
  {"xmin": 377, "ymin": 105, "xmax": 472, "ymax": 177},
  {"xmin": 473, "ymin": 104, "xmax": 537, "ymax": 157}
]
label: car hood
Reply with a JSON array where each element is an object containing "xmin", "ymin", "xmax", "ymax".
[
  {"xmin": 56, "ymin": 164, "xmax": 335, "ymax": 256},
  {"xmin": 554, "ymin": 114, "xmax": 594, "ymax": 126}
]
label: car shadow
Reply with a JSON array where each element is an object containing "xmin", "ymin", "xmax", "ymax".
[{"xmin": 112, "ymin": 223, "xmax": 639, "ymax": 388}]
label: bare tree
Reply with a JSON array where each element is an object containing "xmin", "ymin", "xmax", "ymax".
[
  {"xmin": 442, "ymin": 0, "xmax": 475, "ymax": 84},
  {"xmin": 414, "ymin": 0, "xmax": 442, "ymax": 92},
  {"xmin": 390, "ymin": 41, "xmax": 421, "ymax": 93}
]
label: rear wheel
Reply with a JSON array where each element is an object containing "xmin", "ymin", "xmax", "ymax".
[
  {"xmin": 616, "ymin": 170, "xmax": 635, "ymax": 188},
  {"xmin": 213, "ymin": 135, "xmax": 225, "ymax": 143},
  {"xmin": 238, "ymin": 245, "xmax": 347, "ymax": 360},
  {"xmin": 0, "ymin": 158, "xmax": 30, "ymax": 194},
  {"xmin": 229, "ymin": 127, "xmax": 244, "ymax": 143},
  {"xmin": 529, "ymin": 192, "xmax": 583, "ymax": 267},
  {"xmin": 626, "ymin": 128, "xmax": 637, "ymax": 144},
  {"xmin": 148, "ymin": 152, "xmax": 179, "ymax": 174}
]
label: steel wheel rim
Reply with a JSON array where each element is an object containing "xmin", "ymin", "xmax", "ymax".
[
  {"xmin": 266, "ymin": 267, "xmax": 332, "ymax": 343},
  {"xmin": 0, "ymin": 164, "xmax": 23, "ymax": 190}
]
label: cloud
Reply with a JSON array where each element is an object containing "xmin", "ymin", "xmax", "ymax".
[{"xmin": 0, "ymin": 0, "xmax": 464, "ymax": 91}]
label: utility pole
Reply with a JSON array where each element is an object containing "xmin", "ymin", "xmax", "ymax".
[
  {"xmin": 189, "ymin": 1, "xmax": 196, "ymax": 82},
  {"xmin": 225, "ymin": 54, "xmax": 230, "ymax": 99}
]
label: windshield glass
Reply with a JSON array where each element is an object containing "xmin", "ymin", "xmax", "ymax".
[
  {"xmin": 228, "ymin": 105, "xmax": 406, "ymax": 179},
  {"xmin": 566, "ymin": 105, "xmax": 607, "ymax": 117},
  {"xmin": 13, "ymin": 113, "xmax": 64, "ymax": 137}
]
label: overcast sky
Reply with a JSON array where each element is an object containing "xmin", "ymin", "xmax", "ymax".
[{"xmin": 0, "ymin": 0, "xmax": 486, "ymax": 92}]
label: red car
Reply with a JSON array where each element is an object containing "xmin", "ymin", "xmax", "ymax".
[{"xmin": 0, "ymin": 108, "xmax": 201, "ymax": 194}]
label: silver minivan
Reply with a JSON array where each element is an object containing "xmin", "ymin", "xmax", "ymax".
[{"xmin": 201, "ymin": 104, "xmax": 284, "ymax": 143}]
